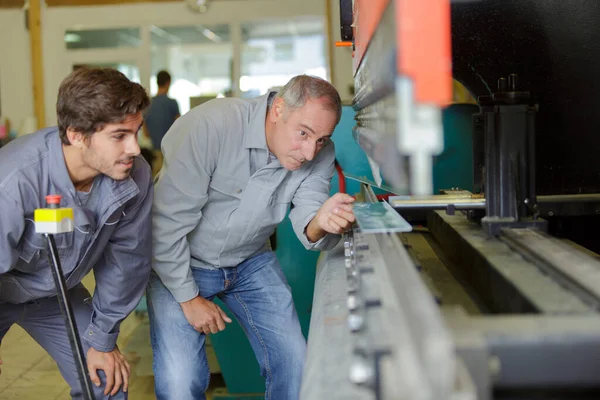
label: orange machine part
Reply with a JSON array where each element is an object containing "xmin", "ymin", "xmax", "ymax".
[
  {"xmin": 397, "ymin": 0, "xmax": 452, "ymax": 105},
  {"xmin": 352, "ymin": 0, "xmax": 452, "ymax": 106}
]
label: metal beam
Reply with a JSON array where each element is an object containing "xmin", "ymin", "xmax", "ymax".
[
  {"xmin": 445, "ymin": 310, "xmax": 600, "ymax": 390},
  {"xmin": 502, "ymin": 228, "xmax": 600, "ymax": 309},
  {"xmin": 427, "ymin": 211, "xmax": 593, "ymax": 314}
]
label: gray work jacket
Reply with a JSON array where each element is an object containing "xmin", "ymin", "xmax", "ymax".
[
  {"xmin": 152, "ymin": 93, "xmax": 340, "ymax": 303},
  {"xmin": 0, "ymin": 128, "xmax": 153, "ymax": 352}
]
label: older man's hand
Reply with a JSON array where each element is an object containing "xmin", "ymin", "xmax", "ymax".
[{"xmin": 306, "ymin": 193, "xmax": 355, "ymax": 242}]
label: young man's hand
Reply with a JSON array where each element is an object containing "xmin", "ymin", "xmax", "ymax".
[
  {"xmin": 86, "ymin": 347, "xmax": 131, "ymax": 396},
  {"xmin": 180, "ymin": 296, "xmax": 232, "ymax": 335},
  {"xmin": 306, "ymin": 193, "xmax": 356, "ymax": 242}
]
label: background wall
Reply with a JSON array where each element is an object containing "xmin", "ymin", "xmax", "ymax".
[
  {"xmin": 0, "ymin": 0, "xmax": 355, "ymax": 131},
  {"xmin": 0, "ymin": 9, "xmax": 33, "ymax": 134}
]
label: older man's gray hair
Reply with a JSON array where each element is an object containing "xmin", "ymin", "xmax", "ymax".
[{"xmin": 274, "ymin": 75, "xmax": 342, "ymax": 124}]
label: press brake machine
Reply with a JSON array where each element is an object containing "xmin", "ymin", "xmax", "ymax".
[{"xmin": 300, "ymin": 1, "xmax": 600, "ymax": 399}]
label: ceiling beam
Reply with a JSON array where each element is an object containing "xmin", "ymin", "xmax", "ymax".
[
  {"xmin": 45, "ymin": 0, "xmax": 180, "ymax": 6},
  {"xmin": 0, "ymin": 0, "xmax": 24, "ymax": 8}
]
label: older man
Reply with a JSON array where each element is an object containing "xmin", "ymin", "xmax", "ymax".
[{"xmin": 149, "ymin": 75, "xmax": 355, "ymax": 400}]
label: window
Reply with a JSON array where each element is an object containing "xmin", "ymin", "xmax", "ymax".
[
  {"xmin": 150, "ymin": 24, "xmax": 232, "ymax": 114},
  {"xmin": 73, "ymin": 63, "xmax": 140, "ymax": 83},
  {"xmin": 240, "ymin": 17, "xmax": 328, "ymax": 98},
  {"xmin": 65, "ymin": 28, "xmax": 141, "ymax": 50}
]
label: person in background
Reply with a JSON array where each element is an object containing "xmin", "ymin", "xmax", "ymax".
[
  {"xmin": 143, "ymin": 70, "xmax": 180, "ymax": 176},
  {"xmin": 148, "ymin": 75, "xmax": 355, "ymax": 400},
  {"xmin": 0, "ymin": 67, "xmax": 153, "ymax": 399}
]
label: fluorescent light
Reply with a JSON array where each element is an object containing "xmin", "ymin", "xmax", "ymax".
[
  {"xmin": 202, "ymin": 28, "xmax": 222, "ymax": 43},
  {"xmin": 64, "ymin": 33, "xmax": 81, "ymax": 43}
]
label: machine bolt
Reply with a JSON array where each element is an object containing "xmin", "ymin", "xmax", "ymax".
[
  {"xmin": 508, "ymin": 73, "xmax": 518, "ymax": 91},
  {"xmin": 349, "ymin": 357, "xmax": 374, "ymax": 386},
  {"xmin": 348, "ymin": 313, "xmax": 364, "ymax": 332},
  {"xmin": 347, "ymin": 295, "xmax": 359, "ymax": 311},
  {"xmin": 498, "ymin": 77, "xmax": 507, "ymax": 92},
  {"xmin": 344, "ymin": 238, "xmax": 353, "ymax": 254}
]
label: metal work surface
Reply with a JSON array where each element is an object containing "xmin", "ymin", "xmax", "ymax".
[
  {"xmin": 403, "ymin": 230, "xmax": 481, "ymax": 315},
  {"xmin": 427, "ymin": 209, "xmax": 600, "ymax": 396},
  {"xmin": 302, "ymin": 185, "xmax": 462, "ymax": 399},
  {"xmin": 362, "ymin": 229, "xmax": 455, "ymax": 399},
  {"xmin": 390, "ymin": 194, "xmax": 486, "ymax": 210},
  {"xmin": 428, "ymin": 211, "xmax": 592, "ymax": 314},
  {"xmin": 304, "ymin": 203, "xmax": 600, "ymax": 399},
  {"xmin": 501, "ymin": 228, "xmax": 600, "ymax": 310},
  {"xmin": 302, "ymin": 228, "xmax": 456, "ymax": 400},
  {"xmin": 390, "ymin": 193, "xmax": 600, "ymax": 219},
  {"xmin": 445, "ymin": 308, "xmax": 600, "ymax": 394},
  {"xmin": 299, "ymin": 245, "xmax": 374, "ymax": 400}
]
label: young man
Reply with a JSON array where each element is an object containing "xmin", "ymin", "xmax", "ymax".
[
  {"xmin": 0, "ymin": 67, "xmax": 152, "ymax": 399},
  {"xmin": 149, "ymin": 75, "xmax": 355, "ymax": 400},
  {"xmin": 143, "ymin": 70, "xmax": 180, "ymax": 175}
]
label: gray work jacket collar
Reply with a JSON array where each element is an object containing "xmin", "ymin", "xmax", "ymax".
[{"xmin": 243, "ymin": 92, "xmax": 275, "ymax": 151}]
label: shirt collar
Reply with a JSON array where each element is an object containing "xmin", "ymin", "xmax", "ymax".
[{"xmin": 244, "ymin": 91, "xmax": 277, "ymax": 150}]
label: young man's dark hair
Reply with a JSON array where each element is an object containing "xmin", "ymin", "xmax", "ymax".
[
  {"xmin": 57, "ymin": 68, "xmax": 150, "ymax": 145},
  {"xmin": 156, "ymin": 70, "xmax": 172, "ymax": 88}
]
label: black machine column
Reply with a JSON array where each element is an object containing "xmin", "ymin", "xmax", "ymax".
[{"xmin": 475, "ymin": 74, "xmax": 547, "ymax": 235}]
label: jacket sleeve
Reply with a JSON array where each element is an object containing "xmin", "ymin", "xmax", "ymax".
[
  {"xmin": 83, "ymin": 160, "xmax": 153, "ymax": 352},
  {"xmin": 152, "ymin": 112, "xmax": 218, "ymax": 303},
  {"xmin": 0, "ymin": 189, "xmax": 25, "ymax": 275},
  {"xmin": 289, "ymin": 142, "xmax": 341, "ymax": 251}
]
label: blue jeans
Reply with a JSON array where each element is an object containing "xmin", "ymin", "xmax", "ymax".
[{"xmin": 147, "ymin": 251, "xmax": 306, "ymax": 400}]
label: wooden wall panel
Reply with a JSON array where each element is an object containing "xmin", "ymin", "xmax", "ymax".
[{"xmin": 0, "ymin": 0, "xmax": 25, "ymax": 9}]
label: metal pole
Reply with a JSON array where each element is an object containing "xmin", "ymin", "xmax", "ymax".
[{"xmin": 43, "ymin": 233, "xmax": 95, "ymax": 400}]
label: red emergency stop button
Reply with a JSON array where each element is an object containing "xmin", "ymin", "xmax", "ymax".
[{"xmin": 45, "ymin": 194, "xmax": 62, "ymax": 205}]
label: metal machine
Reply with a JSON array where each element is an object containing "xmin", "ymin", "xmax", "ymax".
[{"xmin": 300, "ymin": 1, "xmax": 600, "ymax": 399}]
